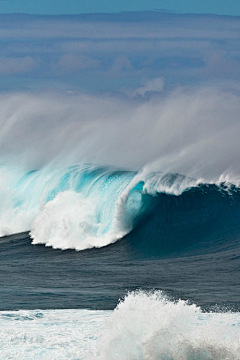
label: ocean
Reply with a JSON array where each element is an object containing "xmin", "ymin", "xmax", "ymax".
[
  {"xmin": 0, "ymin": 5, "xmax": 240, "ymax": 357},
  {"xmin": 0, "ymin": 162, "xmax": 240, "ymax": 359}
]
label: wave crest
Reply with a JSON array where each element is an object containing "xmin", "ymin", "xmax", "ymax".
[
  {"xmin": 0, "ymin": 163, "xmax": 240, "ymax": 253},
  {"xmin": 99, "ymin": 291, "xmax": 240, "ymax": 360}
]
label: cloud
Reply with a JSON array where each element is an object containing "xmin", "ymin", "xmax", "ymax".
[
  {"xmin": 133, "ymin": 77, "xmax": 165, "ymax": 97},
  {"xmin": 0, "ymin": 13, "xmax": 239, "ymax": 40},
  {"xmin": 203, "ymin": 50, "xmax": 240, "ymax": 77},
  {"xmin": 110, "ymin": 56, "xmax": 132, "ymax": 75},
  {"xmin": 0, "ymin": 56, "xmax": 36, "ymax": 75},
  {"xmin": 0, "ymin": 12, "xmax": 239, "ymax": 90},
  {"xmin": 54, "ymin": 54, "xmax": 100, "ymax": 74}
]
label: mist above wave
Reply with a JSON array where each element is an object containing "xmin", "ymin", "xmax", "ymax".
[{"xmin": 0, "ymin": 83, "xmax": 239, "ymax": 183}]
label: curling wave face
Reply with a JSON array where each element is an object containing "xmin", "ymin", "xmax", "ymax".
[{"xmin": 0, "ymin": 163, "xmax": 240, "ymax": 254}]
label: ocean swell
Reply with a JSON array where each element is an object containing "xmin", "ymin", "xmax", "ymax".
[{"xmin": 0, "ymin": 163, "xmax": 239, "ymax": 254}]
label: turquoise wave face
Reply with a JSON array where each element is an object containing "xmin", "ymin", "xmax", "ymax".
[
  {"xmin": 0, "ymin": 163, "xmax": 240, "ymax": 254},
  {"xmin": 0, "ymin": 164, "xmax": 143, "ymax": 248}
]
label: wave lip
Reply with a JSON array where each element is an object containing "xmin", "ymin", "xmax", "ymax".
[{"xmin": 29, "ymin": 168, "xmax": 201, "ymax": 250}]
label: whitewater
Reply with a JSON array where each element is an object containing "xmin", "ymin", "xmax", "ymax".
[
  {"xmin": 1, "ymin": 291, "xmax": 240, "ymax": 359},
  {"xmin": 0, "ymin": 85, "xmax": 240, "ymax": 359}
]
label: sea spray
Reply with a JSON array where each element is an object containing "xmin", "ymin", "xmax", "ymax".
[
  {"xmin": 98, "ymin": 291, "xmax": 240, "ymax": 360},
  {"xmin": 0, "ymin": 292, "xmax": 239, "ymax": 359}
]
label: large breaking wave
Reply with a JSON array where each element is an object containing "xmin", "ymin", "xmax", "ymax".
[
  {"xmin": 0, "ymin": 85, "xmax": 240, "ymax": 252},
  {"xmin": 0, "ymin": 163, "xmax": 240, "ymax": 254}
]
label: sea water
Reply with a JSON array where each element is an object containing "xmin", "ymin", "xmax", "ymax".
[
  {"xmin": 0, "ymin": 163, "xmax": 239, "ymax": 359},
  {"xmin": 0, "ymin": 293, "xmax": 239, "ymax": 359}
]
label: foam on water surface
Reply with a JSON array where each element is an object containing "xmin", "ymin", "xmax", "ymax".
[
  {"xmin": 0, "ymin": 309, "xmax": 109, "ymax": 359},
  {"xmin": 0, "ymin": 292, "xmax": 239, "ymax": 360}
]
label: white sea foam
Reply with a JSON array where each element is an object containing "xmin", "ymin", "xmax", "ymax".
[
  {"xmin": 0, "ymin": 309, "xmax": 109, "ymax": 359},
  {"xmin": 98, "ymin": 291, "xmax": 240, "ymax": 360},
  {"xmin": 0, "ymin": 291, "xmax": 239, "ymax": 360},
  {"xmin": 30, "ymin": 190, "xmax": 127, "ymax": 250}
]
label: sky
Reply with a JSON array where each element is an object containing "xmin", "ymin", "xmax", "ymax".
[
  {"xmin": 0, "ymin": 0, "xmax": 240, "ymax": 16},
  {"xmin": 0, "ymin": 11, "xmax": 239, "ymax": 93},
  {"xmin": 0, "ymin": 1, "xmax": 239, "ymax": 93},
  {"xmin": 0, "ymin": 1, "xmax": 239, "ymax": 178}
]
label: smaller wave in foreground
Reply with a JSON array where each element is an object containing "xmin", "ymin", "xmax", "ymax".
[
  {"xmin": 99, "ymin": 291, "xmax": 240, "ymax": 360},
  {"xmin": 0, "ymin": 291, "xmax": 239, "ymax": 359}
]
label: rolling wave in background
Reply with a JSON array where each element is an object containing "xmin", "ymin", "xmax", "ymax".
[{"xmin": 0, "ymin": 162, "xmax": 240, "ymax": 256}]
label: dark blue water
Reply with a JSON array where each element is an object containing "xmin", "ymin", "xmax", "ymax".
[
  {"xmin": 0, "ymin": 165, "xmax": 239, "ymax": 312},
  {"xmin": 0, "ymin": 233, "xmax": 239, "ymax": 311}
]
